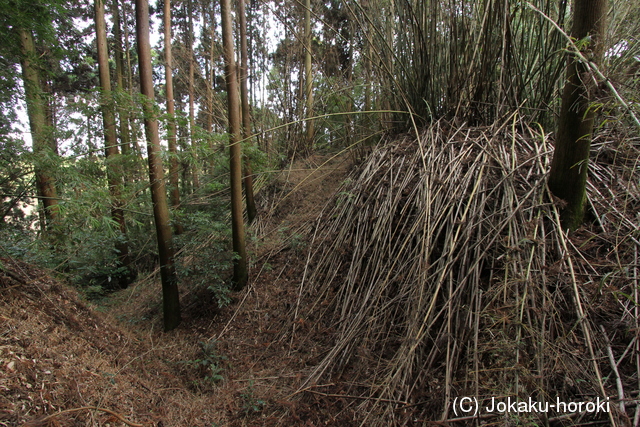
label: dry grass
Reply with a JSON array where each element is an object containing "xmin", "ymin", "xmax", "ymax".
[
  {"xmin": 296, "ymin": 116, "xmax": 640, "ymax": 426},
  {"xmin": 0, "ymin": 258, "xmax": 223, "ymax": 427}
]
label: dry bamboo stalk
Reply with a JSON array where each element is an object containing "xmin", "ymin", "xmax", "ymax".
[
  {"xmin": 294, "ymin": 117, "xmax": 638, "ymax": 425},
  {"xmin": 634, "ymin": 244, "xmax": 640, "ymax": 427},
  {"xmin": 601, "ymin": 325, "xmax": 626, "ymax": 415},
  {"xmin": 552, "ymin": 205, "xmax": 615, "ymax": 426}
]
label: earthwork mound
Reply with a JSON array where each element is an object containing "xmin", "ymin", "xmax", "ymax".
[{"xmin": 296, "ymin": 117, "xmax": 640, "ymax": 426}]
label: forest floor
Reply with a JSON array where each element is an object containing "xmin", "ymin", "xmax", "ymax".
[{"xmin": 0, "ymin": 151, "xmax": 357, "ymax": 427}]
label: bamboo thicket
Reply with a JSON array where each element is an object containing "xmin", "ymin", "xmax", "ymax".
[
  {"xmin": 350, "ymin": 0, "xmax": 570, "ymax": 128},
  {"xmin": 297, "ymin": 116, "xmax": 639, "ymax": 424}
]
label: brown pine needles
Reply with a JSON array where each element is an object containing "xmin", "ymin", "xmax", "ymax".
[{"xmin": 296, "ymin": 116, "xmax": 640, "ymax": 425}]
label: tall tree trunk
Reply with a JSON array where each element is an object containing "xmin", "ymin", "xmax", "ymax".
[
  {"xmin": 383, "ymin": 0, "xmax": 395, "ymax": 131},
  {"xmin": 176, "ymin": 96, "xmax": 192, "ymax": 195},
  {"xmin": 238, "ymin": 0, "xmax": 257, "ymax": 223},
  {"xmin": 42, "ymin": 79, "xmax": 58, "ymax": 155},
  {"xmin": 363, "ymin": 21, "xmax": 374, "ymax": 145},
  {"xmin": 123, "ymin": 0, "xmax": 143, "ymax": 158},
  {"xmin": 548, "ymin": 0, "xmax": 607, "ymax": 231},
  {"xmin": 258, "ymin": 0, "xmax": 270, "ymax": 155},
  {"xmin": 221, "ymin": 0, "xmax": 248, "ymax": 290},
  {"xmin": 205, "ymin": 55, "xmax": 213, "ymax": 133},
  {"xmin": 303, "ymin": 0, "xmax": 314, "ymax": 152},
  {"xmin": 344, "ymin": 22, "xmax": 354, "ymax": 148},
  {"xmin": 187, "ymin": 0, "xmax": 200, "ymax": 190},
  {"xmin": 111, "ymin": 0, "xmax": 131, "ymax": 155},
  {"xmin": 203, "ymin": 3, "xmax": 215, "ymax": 134},
  {"xmin": 17, "ymin": 27, "xmax": 59, "ymax": 226},
  {"xmin": 164, "ymin": 0, "xmax": 184, "ymax": 235},
  {"xmin": 95, "ymin": 0, "xmax": 132, "ymax": 281},
  {"xmin": 135, "ymin": 0, "xmax": 181, "ymax": 331}
]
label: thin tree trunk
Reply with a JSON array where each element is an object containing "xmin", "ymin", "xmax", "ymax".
[
  {"xmin": 204, "ymin": 3, "xmax": 215, "ymax": 134},
  {"xmin": 221, "ymin": 0, "xmax": 248, "ymax": 290},
  {"xmin": 363, "ymin": 24, "xmax": 374, "ymax": 145},
  {"xmin": 208, "ymin": 2, "xmax": 219, "ymax": 138},
  {"xmin": 238, "ymin": 0, "xmax": 257, "ymax": 223},
  {"xmin": 95, "ymin": 0, "xmax": 132, "ymax": 281},
  {"xmin": 176, "ymin": 95, "xmax": 191, "ymax": 196},
  {"xmin": 135, "ymin": 0, "xmax": 181, "ymax": 331},
  {"xmin": 205, "ymin": 54, "xmax": 213, "ymax": 133},
  {"xmin": 164, "ymin": 0, "xmax": 184, "ymax": 235},
  {"xmin": 383, "ymin": 0, "xmax": 395, "ymax": 130},
  {"xmin": 17, "ymin": 27, "xmax": 59, "ymax": 226},
  {"xmin": 303, "ymin": 0, "xmax": 314, "ymax": 152},
  {"xmin": 187, "ymin": 0, "xmax": 200, "ymax": 189},
  {"xmin": 548, "ymin": 0, "xmax": 607, "ymax": 230},
  {"xmin": 345, "ymin": 22, "xmax": 354, "ymax": 148},
  {"xmin": 259, "ymin": 0, "xmax": 270, "ymax": 155},
  {"xmin": 123, "ymin": 0, "xmax": 143, "ymax": 158},
  {"xmin": 111, "ymin": 0, "xmax": 131, "ymax": 156},
  {"xmin": 42, "ymin": 79, "xmax": 58, "ymax": 155}
]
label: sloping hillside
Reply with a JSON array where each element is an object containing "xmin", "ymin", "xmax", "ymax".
[
  {"xmin": 1, "ymin": 152, "xmax": 355, "ymax": 427},
  {"xmin": 0, "ymin": 257, "xmax": 222, "ymax": 426}
]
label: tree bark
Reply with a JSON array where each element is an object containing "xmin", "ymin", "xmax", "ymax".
[
  {"xmin": 548, "ymin": 0, "xmax": 607, "ymax": 231},
  {"xmin": 164, "ymin": 0, "xmax": 184, "ymax": 235},
  {"xmin": 238, "ymin": 0, "xmax": 257, "ymax": 223},
  {"xmin": 135, "ymin": 0, "xmax": 181, "ymax": 331},
  {"xmin": 221, "ymin": 0, "xmax": 248, "ymax": 290},
  {"xmin": 203, "ymin": 3, "xmax": 216, "ymax": 134},
  {"xmin": 122, "ymin": 0, "xmax": 143, "ymax": 158},
  {"xmin": 111, "ymin": 0, "xmax": 131, "ymax": 156},
  {"xmin": 17, "ymin": 27, "xmax": 59, "ymax": 226},
  {"xmin": 303, "ymin": 0, "xmax": 314, "ymax": 152},
  {"xmin": 187, "ymin": 0, "xmax": 200, "ymax": 189},
  {"xmin": 95, "ymin": 0, "xmax": 132, "ymax": 281}
]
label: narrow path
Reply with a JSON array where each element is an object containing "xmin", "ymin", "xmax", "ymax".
[
  {"xmin": 252, "ymin": 152, "xmax": 353, "ymax": 258},
  {"xmin": 203, "ymin": 151, "xmax": 353, "ymax": 426},
  {"xmin": 3, "ymin": 151, "xmax": 356, "ymax": 427}
]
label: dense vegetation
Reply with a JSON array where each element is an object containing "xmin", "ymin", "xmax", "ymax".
[
  {"xmin": 0, "ymin": 0, "xmax": 639, "ymax": 424},
  {"xmin": 1, "ymin": 0, "xmax": 638, "ymax": 291}
]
